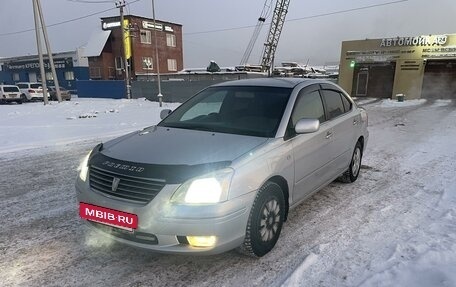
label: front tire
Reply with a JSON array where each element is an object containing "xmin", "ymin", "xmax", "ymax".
[
  {"xmin": 241, "ymin": 181, "xmax": 285, "ymax": 257},
  {"xmin": 339, "ymin": 141, "xmax": 363, "ymax": 183}
]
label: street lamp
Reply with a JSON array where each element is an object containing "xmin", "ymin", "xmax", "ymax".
[{"xmin": 152, "ymin": 0, "xmax": 163, "ymax": 107}]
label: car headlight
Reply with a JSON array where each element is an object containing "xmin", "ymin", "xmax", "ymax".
[
  {"xmin": 78, "ymin": 143, "xmax": 102, "ymax": 182},
  {"xmin": 171, "ymin": 168, "xmax": 234, "ymax": 204},
  {"xmin": 78, "ymin": 151, "xmax": 92, "ymax": 182}
]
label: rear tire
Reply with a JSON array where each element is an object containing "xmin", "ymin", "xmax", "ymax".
[
  {"xmin": 339, "ymin": 141, "xmax": 363, "ymax": 183},
  {"xmin": 240, "ymin": 181, "xmax": 285, "ymax": 257},
  {"xmin": 20, "ymin": 94, "xmax": 27, "ymax": 103}
]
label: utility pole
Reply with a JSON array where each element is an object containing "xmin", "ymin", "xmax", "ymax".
[
  {"xmin": 152, "ymin": 0, "xmax": 163, "ymax": 107},
  {"xmin": 32, "ymin": 0, "xmax": 48, "ymax": 105},
  {"xmin": 36, "ymin": 0, "xmax": 62, "ymax": 102},
  {"xmin": 116, "ymin": 0, "xmax": 131, "ymax": 99}
]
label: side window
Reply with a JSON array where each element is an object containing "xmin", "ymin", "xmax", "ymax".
[
  {"xmin": 340, "ymin": 93, "xmax": 352, "ymax": 112},
  {"xmin": 322, "ymin": 90, "xmax": 345, "ymax": 120},
  {"xmin": 17, "ymin": 84, "xmax": 26, "ymax": 89},
  {"xmin": 291, "ymin": 89, "xmax": 325, "ymax": 126}
]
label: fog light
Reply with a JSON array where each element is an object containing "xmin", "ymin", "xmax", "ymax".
[{"xmin": 186, "ymin": 236, "xmax": 217, "ymax": 247}]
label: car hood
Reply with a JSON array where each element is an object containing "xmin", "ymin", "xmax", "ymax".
[{"xmin": 100, "ymin": 126, "xmax": 269, "ymax": 165}]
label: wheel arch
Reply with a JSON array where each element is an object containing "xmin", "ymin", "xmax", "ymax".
[
  {"xmin": 266, "ymin": 175, "xmax": 289, "ymax": 222},
  {"xmin": 357, "ymin": 136, "xmax": 365, "ymax": 152}
]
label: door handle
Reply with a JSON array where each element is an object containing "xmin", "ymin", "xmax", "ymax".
[
  {"xmin": 325, "ymin": 132, "xmax": 333, "ymax": 139},
  {"xmin": 353, "ymin": 119, "xmax": 358, "ymax": 125}
]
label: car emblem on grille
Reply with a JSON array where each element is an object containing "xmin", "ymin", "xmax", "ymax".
[{"xmin": 112, "ymin": 177, "xmax": 120, "ymax": 192}]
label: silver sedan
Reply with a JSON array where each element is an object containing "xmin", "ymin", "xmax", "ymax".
[{"xmin": 76, "ymin": 78, "xmax": 368, "ymax": 257}]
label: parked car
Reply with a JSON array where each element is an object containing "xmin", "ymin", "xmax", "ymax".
[
  {"xmin": 0, "ymin": 85, "xmax": 22, "ymax": 104},
  {"xmin": 16, "ymin": 82, "xmax": 50, "ymax": 101},
  {"xmin": 76, "ymin": 78, "xmax": 369, "ymax": 257},
  {"xmin": 48, "ymin": 86, "xmax": 71, "ymax": 101}
]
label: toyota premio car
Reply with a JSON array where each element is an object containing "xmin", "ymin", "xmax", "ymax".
[{"xmin": 76, "ymin": 78, "xmax": 368, "ymax": 257}]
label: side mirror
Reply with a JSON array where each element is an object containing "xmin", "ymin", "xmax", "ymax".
[
  {"xmin": 160, "ymin": 109, "xmax": 172, "ymax": 119},
  {"xmin": 295, "ymin": 118, "xmax": 320, "ymax": 134}
]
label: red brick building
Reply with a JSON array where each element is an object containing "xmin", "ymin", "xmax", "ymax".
[{"xmin": 85, "ymin": 15, "xmax": 183, "ymax": 80}]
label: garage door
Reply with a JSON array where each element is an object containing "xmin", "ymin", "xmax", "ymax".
[
  {"xmin": 422, "ymin": 60, "xmax": 456, "ymax": 99},
  {"xmin": 351, "ymin": 62, "xmax": 396, "ymax": 98}
]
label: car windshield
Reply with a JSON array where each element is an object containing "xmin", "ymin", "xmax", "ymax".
[
  {"xmin": 159, "ymin": 86, "xmax": 292, "ymax": 137},
  {"xmin": 30, "ymin": 84, "xmax": 41, "ymax": 89},
  {"xmin": 3, "ymin": 86, "xmax": 19, "ymax": 92}
]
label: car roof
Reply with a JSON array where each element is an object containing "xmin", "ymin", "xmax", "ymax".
[{"xmin": 211, "ymin": 77, "xmax": 332, "ymax": 89}]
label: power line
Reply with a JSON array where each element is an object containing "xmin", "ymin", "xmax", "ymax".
[
  {"xmin": 0, "ymin": 0, "xmax": 407, "ymax": 38},
  {"xmin": 184, "ymin": 0, "xmax": 409, "ymax": 36},
  {"xmin": 0, "ymin": 0, "xmax": 141, "ymax": 37},
  {"xmin": 67, "ymin": 0, "xmax": 116, "ymax": 3}
]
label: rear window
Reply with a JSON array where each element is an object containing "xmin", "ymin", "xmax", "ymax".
[
  {"xmin": 30, "ymin": 84, "xmax": 41, "ymax": 89},
  {"xmin": 3, "ymin": 86, "xmax": 20, "ymax": 92}
]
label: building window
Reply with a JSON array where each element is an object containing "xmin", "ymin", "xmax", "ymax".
[
  {"xmin": 142, "ymin": 57, "xmax": 154, "ymax": 70},
  {"xmin": 166, "ymin": 34, "xmax": 176, "ymax": 47},
  {"xmin": 167, "ymin": 59, "xmax": 177, "ymax": 71},
  {"xmin": 115, "ymin": 57, "xmax": 124, "ymax": 70},
  {"xmin": 45, "ymin": 72, "xmax": 54, "ymax": 80},
  {"xmin": 140, "ymin": 30, "xmax": 151, "ymax": 44},
  {"xmin": 89, "ymin": 67, "xmax": 102, "ymax": 79},
  {"xmin": 13, "ymin": 73, "xmax": 20, "ymax": 81},
  {"xmin": 64, "ymin": 71, "xmax": 75, "ymax": 81}
]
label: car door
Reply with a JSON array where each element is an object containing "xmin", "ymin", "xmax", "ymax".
[
  {"xmin": 321, "ymin": 88, "xmax": 357, "ymax": 177},
  {"xmin": 288, "ymin": 85, "xmax": 335, "ymax": 203}
]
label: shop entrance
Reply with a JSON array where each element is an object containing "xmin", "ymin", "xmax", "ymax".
[
  {"xmin": 422, "ymin": 60, "xmax": 456, "ymax": 99},
  {"xmin": 352, "ymin": 62, "xmax": 396, "ymax": 98}
]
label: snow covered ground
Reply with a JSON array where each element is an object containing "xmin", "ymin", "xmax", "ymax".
[
  {"xmin": 0, "ymin": 98, "xmax": 455, "ymax": 287},
  {"xmin": 0, "ymin": 98, "xmax": 180, "ymax": 154}
]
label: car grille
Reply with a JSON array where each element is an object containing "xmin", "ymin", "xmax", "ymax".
[{"xmin": 89, "ymin": 165, "xmax": 166, "ymax": 204}]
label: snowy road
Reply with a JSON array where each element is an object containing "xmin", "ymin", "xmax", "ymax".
[{"xmin": 1, "ymin": 99, "xmax": 455, "ymax": 287}]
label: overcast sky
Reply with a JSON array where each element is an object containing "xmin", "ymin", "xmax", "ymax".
[{"xmin": 1, "ymin": 0, "xmax": 455, "ymax": 68}]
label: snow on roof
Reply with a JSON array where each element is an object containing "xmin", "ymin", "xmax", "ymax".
[{"xmin": 82, "ymin": 30, "xmax": 111, "ymax": 58}]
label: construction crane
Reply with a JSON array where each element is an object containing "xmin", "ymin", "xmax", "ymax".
[
  {"xmin": 260, "ymin": 0, "xmax": 290, "ymax": 73},
  {"xmin": 239, "ymin": 0, "xmax": 274, "ymax": 66},
  {"xmin": 239, "ymin": 0, "xmax": 291, "ymax": 74}
]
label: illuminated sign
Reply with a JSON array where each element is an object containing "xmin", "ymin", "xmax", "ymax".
[
  {"xmin": 102, "ymin": 21, "xmax": 121, "ymax": 30},
  {"xmin": 164, "ymin": 26, "xmax": 174, "ymax": 32},
  {"xmin": 380, "ymin": 35, "xmax": 447, "ymax": 47},
  {"xmin": 142, "ymin": 21, "xmax": 163, "ymax": 30}
]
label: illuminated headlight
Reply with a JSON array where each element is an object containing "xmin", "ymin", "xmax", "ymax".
[
  {"xmin": 171, "ymin": 168, "xmax": 234, "ymax": 204},
  {"xmin": 78, "ymin": 150, "xmax": 92, "ymax": 182}
]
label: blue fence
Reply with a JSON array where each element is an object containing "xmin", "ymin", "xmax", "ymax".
[{"xmin": 75, "ymin": 80, "xmax": 125, "ymax": 99}]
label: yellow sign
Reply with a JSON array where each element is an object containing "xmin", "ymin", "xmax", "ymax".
[{"xmin": 123, "ymin": 19, "xmax": 131, "ymax": 59}]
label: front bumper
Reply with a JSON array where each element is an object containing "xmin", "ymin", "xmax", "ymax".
[{"xmin": 76, "ymin": 179, "xmax": 256, "ymax": 255}]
